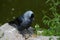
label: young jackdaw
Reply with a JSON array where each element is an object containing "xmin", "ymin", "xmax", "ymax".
[{"xmin": 8, "ymin": 10, "xmax": 34, "ymax": 31}]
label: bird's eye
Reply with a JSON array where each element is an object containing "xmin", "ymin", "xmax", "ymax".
[{"xmin": 30, "ymin": 14, "xmax": 34, "ymax": 18}]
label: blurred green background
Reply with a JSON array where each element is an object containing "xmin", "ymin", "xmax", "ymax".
[
  {"xmin": 0, "ymin": 0, "xmax": 46, "ymax": 27},
  {"xmin": 0, "ymin": 0, "xmax": 60, "ymax": 28}
]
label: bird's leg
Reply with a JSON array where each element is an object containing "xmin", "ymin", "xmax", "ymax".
[
  {"xmin": 19, "ymin": 30, "xmax": 27, "ymax": 38},
  {"xmin": 26, "ymin": 27, "xmax": 34, "ymax": 37},
  {"xmin": 20, "ymin": 29, "xmax": 30, "ymax": 39}
]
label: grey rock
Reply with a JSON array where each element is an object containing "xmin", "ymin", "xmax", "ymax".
[
  {"xmin": 0, "ymin": 23, "xmax": 25, "ymax": 40},
  {"xmin": 0, "ymin": 23, "xmax": 59, "ymax": 40},
  {"xmin": 0, "ymin": 23, "xmax": 34, "ymax": 40},
  {"xmin": 0, "ymin": 29, "xmax": 4, "ymax": 38}
]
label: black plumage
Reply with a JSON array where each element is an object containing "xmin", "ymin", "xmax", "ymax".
[{"xmin": 8, "ymin": 10, "xmax": 34, "ymax": 31}]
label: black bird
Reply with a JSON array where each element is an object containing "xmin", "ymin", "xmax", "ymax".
[{"xmin": 8, "ymin": 10, "xmax": 34, "ymax": 31}]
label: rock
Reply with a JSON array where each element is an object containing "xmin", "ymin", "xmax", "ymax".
[
  {"xmin": 0, "ymin": 23, "xmax": 35, "ymax": 40},
  {"xmin": 27, "ymin": 36, "xmax": 60, "ymax": 40},
  {"xmin": 0, "ymin": 23, "xmax": 59, "ymax": 40},
  {"xmin": 0, "ymin": 23, "xmax": 25, "ymax": 40},
  {"xmin": 0, "ymin": 29, "xmax": 4, "ymax": 38}
]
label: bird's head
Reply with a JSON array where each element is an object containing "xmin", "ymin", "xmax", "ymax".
[{"xmin": 23, "ymin": 10, "xmax": 34, "ymax": 20}]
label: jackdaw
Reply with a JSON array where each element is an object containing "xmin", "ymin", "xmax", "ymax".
[{"xmin": 8, "ymin": 10, "xmax": 34, "ymax": 31}]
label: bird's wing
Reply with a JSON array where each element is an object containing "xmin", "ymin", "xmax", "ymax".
[{"xmin": 14, "ymin": 16, "xmax": 23, "ymax": 26}]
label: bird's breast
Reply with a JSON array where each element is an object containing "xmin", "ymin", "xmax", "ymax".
[{"xmin": 21, "ymin": 19, "xmax": 31, "ymax": 27}]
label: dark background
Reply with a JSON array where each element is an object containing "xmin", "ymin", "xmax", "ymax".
[{"xmin": 0, "ymin": 0, "xmax": 60, "ymax": 28}]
